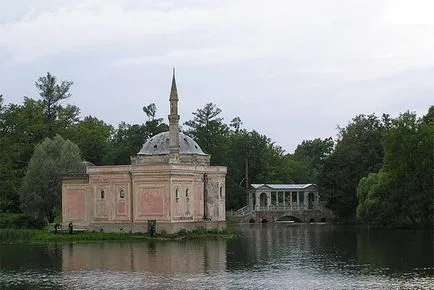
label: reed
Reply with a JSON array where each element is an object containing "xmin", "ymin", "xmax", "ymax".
[{"xmin": 0, "ymin": 229, "xmax": 35, "ymax": 242}]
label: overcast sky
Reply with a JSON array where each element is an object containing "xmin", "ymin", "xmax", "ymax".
[{"xmin": 0, "ymin": 0, "xmax": 433, "ymax": 153}]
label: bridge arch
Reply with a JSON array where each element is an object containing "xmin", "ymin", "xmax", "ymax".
[{"xmin": 275, "ymin": 215, "xmax": 303, "ymax": 223}]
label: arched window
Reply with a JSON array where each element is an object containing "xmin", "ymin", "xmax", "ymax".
[
  {"xmin": 120, "ymin": 189, "xmax": 125, "ymax": 199},
  {"xmin": 100, "ymin": 190, "xmax": 105, "ymax": 199},
  {"xmin": 175, "ymin": 188, "xmax": 179, "ymax": 202},
  {"xmin": 219, "ymin": 186, "xmax": 223, "ymax": 199},
  {"xmin": 186, "ymin": 188, "xmax": 190, "ymax": 203}
]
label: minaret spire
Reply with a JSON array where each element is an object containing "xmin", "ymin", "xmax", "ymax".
[
  {"xmin": 170, "ymin": 67, "xmax": 178, "ymax": 101},
  {"xmin": 168, "ymin": 67, "xmax": 180, "ymax": 163}
]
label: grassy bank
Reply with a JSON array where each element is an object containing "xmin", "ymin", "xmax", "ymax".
[{"xmin": 0, "ymin": 228, "xmax": 236, "ymax": 243}]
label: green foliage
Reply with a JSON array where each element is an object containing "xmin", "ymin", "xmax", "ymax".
[
  {"xmin": 356, "ymin": 171, "xmax": 391, "ymax": 225},
  {"xmin": 357, "ymin": 108, "xmax": 434, "ymax": 227},
  {"xmin": 319, "ymin": 114, "xmax": 387, "ymax": 217},
  {"xmin": 0, "ymin": 73, "xmax": 79, "ymax": 213},
  {"xmin": 143, "ymin": 103, "xmax": 158, "ymax": 121},
  {"xmin": 184, "ymin": 104, "xmax": 292, "ymax": 209},
  {"xmin": 20, "ymin": 135, "xmax": 82, "ymax": 223},
  {"xmin": 184, "ymin": 102, "xmax": 229, "ymax": 165},
  {"xmin": 65, "ymin": 116, "xmax": 113, "ymax": 165},
  {"xmin": 288, "ymin": 137, "xmax": 334, "ymax": 183},
  {"xmin": 0, "ymin": 213, "xmax": 46, "ymax": 229},
  {"xmin": 0, "ymin": 98, "xmax": 47, "ymax": 212},
  {"xmin": 35, "ymin": 72, "xmax": 78, "ymax": 137},
  {"xmin": 103, "ymin": 120, "xmax": 168, "ymax": 165},
  {"xmin": 0, "ymin": 229, "xmax": 34, "ymax": 242}
]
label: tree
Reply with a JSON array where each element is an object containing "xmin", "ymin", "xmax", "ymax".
[
  {"xmin": 230, "ymin": 117, "xmax": 243, "ymax": 132},
  {"xmin": 0, "ymin": 97, "xmax": 46, "ymax": 212},
  {"xmin": 319, "ymin": 114, "xmax": 386, "ymax": 217},
  {"xmin": 143, "ymin": 103, "xmax": 158, "ymax": 121},
  {"xmin": 289, "ymin": 137, "xmax": 334, "ymax": 183},
  {"xmin": 104, "ymin": 120, "xmax": 168, "ymax": 165},
  {"xmin": 357, "ymin": 108, "xmax": 433, "ymax": 226},
  {"xmin": 356, "ymin": 170, "xmax": 392, "ymax": 225},
  {"xmin": 35, "ymin": 72, "xmax": 79, "ymax": 136},
  {"xmin": 20, "ymin": 135, "xmax": 82, "ymax": 223},
  {"xmin": 142, "ymin": 103, "xmax": 168, "ymax": 139},
  {"xmin": 184, "ymin": 103, "xmax": 229, "ymax": 164},
  {"xmin": 223, "ymin": 129, "xmax": 288, "ymax": 209},
  {"xmin": 64, "ymin": 116, "xmax": 113, "ymax": 165},
  {"xmin": 104, "ymin": 103, "xmax": 168, "ymax": 165}
]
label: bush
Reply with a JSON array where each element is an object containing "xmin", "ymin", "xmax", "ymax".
[{"xmin": 0, "ymin": 213, "xmax": 46, "ymax": 229}]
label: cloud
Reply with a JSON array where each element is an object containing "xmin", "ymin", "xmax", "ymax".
[
  {"xmin": 1, "ymin": 0, "xmax": 433, "ymax": 82},
  {"xmin": 1, "ymin": 0, "xmax": 433, "ymax": 153}
]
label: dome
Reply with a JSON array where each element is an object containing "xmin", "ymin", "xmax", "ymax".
[{"xmin": 137, "ymin": 132, "xmax": 207, "ymax": 156}]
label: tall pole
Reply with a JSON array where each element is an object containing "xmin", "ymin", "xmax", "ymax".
[{"xmin": 245, "ymin": 155, "xmax": 249, "ymax": 206}]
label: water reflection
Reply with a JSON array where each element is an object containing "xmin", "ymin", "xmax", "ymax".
[
  {"xmin": 228, "ymin": 224, "xmax": 433, "ymax": 275},
  {"xmin": 62, "ymin": 240, "xmax": 227, "ymax": 274},
  {"xmin": 356, "ymin": 228, "xmax": 433, "ymax": 273},
  {"xmin": 1, "ymin": 225, "xmax": 433, "ymax": 289}
]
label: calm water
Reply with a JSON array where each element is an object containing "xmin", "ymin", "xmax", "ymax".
[{"xmin": 0, "ymin": 224, "xmax": 433, "ymax": 289}]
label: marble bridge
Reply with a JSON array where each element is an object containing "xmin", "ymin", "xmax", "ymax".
[
  {"xmin": 229, "ymin": 183, "xmax": 334, "ymax": 223},
  {"xmin": 229, "ymin": 205, "xmax": 334, "ymax": 223}
]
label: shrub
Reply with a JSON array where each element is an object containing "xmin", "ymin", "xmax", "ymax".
[{"xmin": 0, "ymin": 213, "xmax": 46, "ymax": 229}]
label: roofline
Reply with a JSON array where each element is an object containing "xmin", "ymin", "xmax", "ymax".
[{"xmin": 250, "ymin": 183, "xmax": 318, "ymax": 190}]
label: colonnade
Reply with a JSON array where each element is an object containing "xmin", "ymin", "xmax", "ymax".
[{"xmin": 249, "ymin": 190, "xmax": 319, "ymax": 211}]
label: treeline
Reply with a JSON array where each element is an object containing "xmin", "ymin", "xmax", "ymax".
[{"xmin": 0, "ymin": 73, "xmax": 432, "ymax": 227}]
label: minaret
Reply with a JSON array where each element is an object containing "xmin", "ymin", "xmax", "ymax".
[{"xmin": 168, "ymin": 68, "xmax": 180, "ymax": 163}]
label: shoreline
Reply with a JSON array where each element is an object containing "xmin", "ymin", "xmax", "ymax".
[{"xmin": 0, "ymin": 228, "xmax": 237, "ymax": 243}]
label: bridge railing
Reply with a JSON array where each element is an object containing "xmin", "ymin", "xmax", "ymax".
[
  {"xmin": 230, "ymin": 204, "xmax": 331, "ymax": 216},
  {"xmin": 253, "ymin": 204, "xmax": 325, "ymax": 212},
  {"xmin": 233, "ymin": 205, "xmax": 253, "ymax": 216}
]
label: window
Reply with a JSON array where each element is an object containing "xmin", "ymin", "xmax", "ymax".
[
  {"xmin": 186, "ymin": 189, "xmax": 190, "ymax": 203},
  {"xmin": 120, "ymin": 189, "xmax": 125, "ymax": 199},
  {"xmin": 219, "ymin": 186, "xmax": 223, "ymax": 199},
  {"xmin": 100, "ymin": 190, "xmax": 105, "ymax": 199},
  {"xmin": 175, "ymin": 188, "xmax": 179, "ymax": 202}
]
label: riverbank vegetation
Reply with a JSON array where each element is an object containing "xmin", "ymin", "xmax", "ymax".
[
  {"xmin": 0, "ymin": 73, "xmax": 432, "ymax": 228},
  {"xmin": 0, "ymin": 228, "xmax": 236, "ymax": 243}
]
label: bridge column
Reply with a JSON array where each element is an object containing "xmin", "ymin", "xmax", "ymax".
[
  {"xmin": 255, "ymin": 191, "xmax": 260, "ymax": 210},
  {"xmin": 275, "ymin": 192, "xmax": 279, "ymax": 207},
  {"xmin": 296, "ymin": 191, "xmax": 300, "ymax": 209},
  {"xmin": 267, "ymin": 191, "xmax": 271, "ymax": 211},
  {"xmin": 304, "ymin": 191, "xmax": 308, "ymax": 209},
  {"xmin": 283, "ymin": 192, "xmax": 286, "ymax": 210}
]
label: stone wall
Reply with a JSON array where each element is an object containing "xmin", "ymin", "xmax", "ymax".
[
  {"xmin": 87, "ymin": 221, "xmax": 226, "ymax": 234},
  {"xmin": 231, "ymin": 208, "xmax": 334, "ymax": 224}
]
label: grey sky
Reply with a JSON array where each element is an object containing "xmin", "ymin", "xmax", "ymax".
[{"xmin": 0, "ymin": 0, "xmax": 433, "ymax": 153}]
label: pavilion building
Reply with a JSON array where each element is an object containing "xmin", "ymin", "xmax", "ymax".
[{"xmin": 62, "ymin": 70, "xmax": 227, "ymax": 233}]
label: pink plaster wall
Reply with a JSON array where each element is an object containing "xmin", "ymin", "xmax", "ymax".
[
  {"xmin": 194, "ymin": 184, "xmax": 203, "ymax": 218},
  {"xmin": 173, "ymin": 196, "xmax": 181, "ymax": 217},
  {"xmin": 137, "ymin": 188, "xmax": 164, "ymax": 216},
  {"xmin": 118, "ymin": 201, "xmax": 127, "ymax": 215},
  {"xmin": 66, "ymin": 189, "xmax": 86, "ymax": 220}
]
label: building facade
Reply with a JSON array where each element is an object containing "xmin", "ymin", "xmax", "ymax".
[{"xmin": 62, "ymin": 71, "xmax": 227, "ymax": 233}]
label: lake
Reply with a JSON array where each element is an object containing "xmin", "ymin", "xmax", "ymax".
[{"xmin": 0, "ymin": 224, "xmax": 433, "ymax": 289}]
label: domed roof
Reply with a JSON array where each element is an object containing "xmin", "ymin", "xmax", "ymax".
[{"xmin": 137, "ymin": 132, "xmax": 207, "ymax": 156}]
